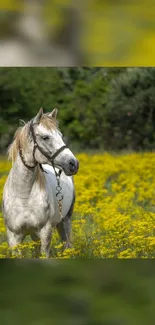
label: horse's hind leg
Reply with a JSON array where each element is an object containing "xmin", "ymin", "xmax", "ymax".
[
  {"xmin": 56, "ymin": 217, "xmax": 72, "ymax": 249},
  {"xmin": 6, "ymin": 227, "xmax": 24, "ymax": 257},
  {"xmin": 30, "ymin": 233, "xmax": 41, "ymax": 259},
  {"xmin": 56, "ymin": 194, "xmax": 75, "ymax": 249}
]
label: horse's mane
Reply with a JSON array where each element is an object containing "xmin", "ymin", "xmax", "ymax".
[
  {"xmin": 7, "ymin": 124, "xmax": 28, "ymax": 163},
  {"xmin": 7, "ymin": 114, "xmax": 58, "ymax": 190},
  {"xmin": 8, "ymin": 114, "xmax": 58, "ymax": 162}
]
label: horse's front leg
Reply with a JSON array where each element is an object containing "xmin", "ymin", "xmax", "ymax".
[
  {"xmin": 6, "ymin": 227, "xmax": 24, "ymax": 257},
  {"xmin": 56, "ymin": 217, "xmax": 72, "ymax": 249},
  {"xmin": 38, "ymin": 222, "xmax": 52, "ymax": 258}
]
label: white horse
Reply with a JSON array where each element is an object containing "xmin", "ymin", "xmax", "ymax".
[{"xmin": 2, "ymin": 107, "xmax": 79, "ymax": 258}]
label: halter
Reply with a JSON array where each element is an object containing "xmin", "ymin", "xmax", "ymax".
[
  {"xmin": 29, "ymin": 120, "xmax": 67, "ymax": 175},
  {"xmin": 19, "ymin": 120, "xmax": 68, "ymax": 220},
  {"xmin": 19, "ymin": 120, "xmax": 67, "ymax": 170}
]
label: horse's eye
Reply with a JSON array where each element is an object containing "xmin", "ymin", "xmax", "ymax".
[{"xmin": 42, "ymin": 135, "xmax": 49, "ymax": 140}]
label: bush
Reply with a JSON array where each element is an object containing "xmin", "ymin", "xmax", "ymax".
[{"xmin": 105, "ymin": 67, "xmax": 155, "ymax": 151}]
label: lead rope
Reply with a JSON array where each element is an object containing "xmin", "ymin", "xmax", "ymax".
[{"xmin": 52, "ymin": 165, "xmax": 64, "ymax": 221}]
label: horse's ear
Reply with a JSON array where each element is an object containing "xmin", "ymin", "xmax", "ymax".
[
  {"xmin": 48, "ymin": 108, "xmax": 58, "ymax": 119},
  {"xmin": 33, "ymin": 107, "xmax": 43, "ymax": 124}
]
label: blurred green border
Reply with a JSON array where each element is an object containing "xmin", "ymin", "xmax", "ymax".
[{"xmin": 0, "ymin": 260, "xmax": 155, "ymax": 325}]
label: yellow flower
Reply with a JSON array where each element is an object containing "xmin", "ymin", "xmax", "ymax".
[{"xmin": 1, "ymin": 152, "xmax": 155, "ymax": 258}]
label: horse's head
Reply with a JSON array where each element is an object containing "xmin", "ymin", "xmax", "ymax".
[{"xmin": 30, "ymin": 107, "xmax": 79, "ymax": 176}]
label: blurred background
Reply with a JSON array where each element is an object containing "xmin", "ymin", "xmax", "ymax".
[
  {"xmin": 1, "ymin": 67, "xmax": 155, "ymax": 154},
  {"xmin": 0, "ymin": 0, "xmax": 155, "ymax": 66},
  {"xmin": 0, "ymin": 260, "xmax": 155, "ymax": 325},
  {"xmin": 0, "ymin": 0, "xmax": 83, "ymax": 66}
]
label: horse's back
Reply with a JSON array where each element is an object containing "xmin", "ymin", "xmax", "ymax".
[{"xmin": 42, "ymin": 165, "xmax": 75, "ymax": 225}]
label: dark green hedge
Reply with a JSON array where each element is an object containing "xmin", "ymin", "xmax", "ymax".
[{"xmin": 1, "ymin": 67, "xmax": 155, "ymax": 152}]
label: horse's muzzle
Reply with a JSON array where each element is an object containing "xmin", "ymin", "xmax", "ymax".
[{"xmin": 69, "ymin": 158, "xmax": 79, "ymax": 174}]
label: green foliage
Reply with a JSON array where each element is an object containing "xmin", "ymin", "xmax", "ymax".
[
  {"xmin": 0, "ymin": 67, "xmax": 68, "ymax": 150},
  {"xmin": 105, "ymin": 67, "xmax": 155, "ymax": 150},
  {"xmin": 0, "ymin": 67, "xmax": 111, "ymax": 151},
  {"xmin": 1, "ymin": 67, "xmax": 155, "ymax": 152}
]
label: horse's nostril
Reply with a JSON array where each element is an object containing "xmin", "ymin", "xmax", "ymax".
[
  {"xmin": 69, "ymin": 159, "xmax": 75, "ymax": 167},
  {"xmin": 69, "ymin": 159, "xmax": 79, "ymax": 172},
  {"xmin": 69, "ymin": 159, "xmax": 75, "ymax": 170}
]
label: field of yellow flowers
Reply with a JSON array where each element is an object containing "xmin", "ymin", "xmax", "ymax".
[{"xmin": 0, "ymin": 152, "xmax": 155, "ymax": 258}]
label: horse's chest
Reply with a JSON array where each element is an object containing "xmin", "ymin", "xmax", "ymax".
[{"xmin": 5, "ymin": 194, "xmax": 51, "ymax": 232}]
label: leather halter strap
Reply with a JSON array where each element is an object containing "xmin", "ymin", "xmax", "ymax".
[
  {"xmin": 19, "ymin": 142, "xmax": 36, "ymax": 170},
  {"xmin": 19, "ymin": 120, "xmax": 67, "ymax": 171}
]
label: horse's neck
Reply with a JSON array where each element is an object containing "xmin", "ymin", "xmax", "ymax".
[{"xmin": 10, "ymin": 154, "xmax": 37, "ymax": 197}]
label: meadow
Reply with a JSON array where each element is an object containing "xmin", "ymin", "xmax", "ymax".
[{"xmin": 0, "ymin": 152, "xmax": 155, "ymax": 258}]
